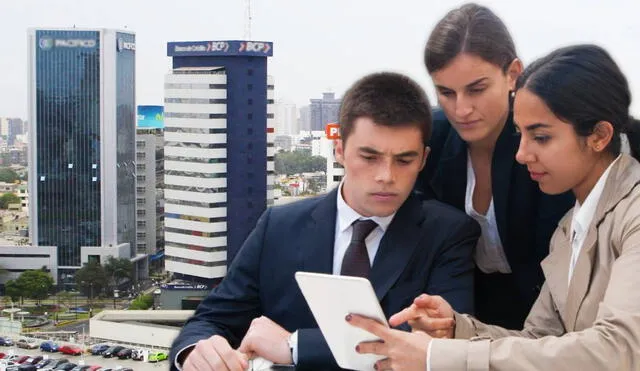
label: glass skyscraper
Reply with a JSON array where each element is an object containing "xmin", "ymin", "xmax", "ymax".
[{"xmin": 28, "ymin": 29, "xmax": 137, "ymax": 286}]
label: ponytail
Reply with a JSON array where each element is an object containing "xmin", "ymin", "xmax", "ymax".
[{"xmin": 625, "ymin": 116, "xmax": 640, "ymax": 161}]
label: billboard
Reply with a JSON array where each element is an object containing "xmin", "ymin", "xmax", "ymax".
[
  {"xmin": 167, "ymin": 40, "xmax": 273, "ymax": 57},
  {"xmin": 137, "ymin": 105, "xmax": 164, "ymax": 128}
]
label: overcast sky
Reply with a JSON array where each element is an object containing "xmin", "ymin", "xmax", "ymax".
[{"xmin": 1, "ymin": 0, "xmax": 639, "ymax": 118}]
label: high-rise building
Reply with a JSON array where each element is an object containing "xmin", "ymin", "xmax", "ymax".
[
  {"xmin": 273, "ymin": 100, "xmax": 297, "ymax": 135},
  {"xmin": 297, "ymin": 105, "xmax": 310, "ymax": 133},
  {"xmin": 28, "ymin": 28, "xmax": 141, "ymax": 287},
  {"xmin": 135, "ymin": 105, "xmax": 165, "ymax": 266},
  {"xmin": 164, "ymin": 40, "xmax": 274, "ymax": 283},
  {"xmin": 309, "ymin": 92, "xmax": 340, "ymax": 132}
]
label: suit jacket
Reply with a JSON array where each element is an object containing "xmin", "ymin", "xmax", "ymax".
[
  {"xmin": 430, "ymin": 154, "xmax": 640, "ymax": 371},
  {"xmin": 170, "ymin": 188, "xmax": 480, "ymax": 370},
  {"xmin": 416, "ymin": 110, "xmax": 574, "ymax": 328}
]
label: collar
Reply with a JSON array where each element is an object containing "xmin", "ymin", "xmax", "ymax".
[
  {"xmin": 571, "ymin": 155, "xmax": 621, "ymax": 237},
  {"xmin": 336, "ymin": 179, "xmax": 396, "ymax": 234}
]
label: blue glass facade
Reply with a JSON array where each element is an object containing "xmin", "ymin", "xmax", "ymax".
[
  {"xmin": 171, "ymin": 55, "xmax": 269, "ymax": 263},
  {"xmin": 116, "ymin": 32, "xmax": 136, "ymax": 257},
  {"xmin": 35, "ymin": 30, "xmax": 101, "ymax": 269}
]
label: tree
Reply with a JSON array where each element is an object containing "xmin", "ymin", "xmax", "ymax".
[
  {"xmin": 0, "ymin": 168, "xmax": 18, "ymax": 183},
  {"xmin": 104, "ymin": 256, "xmax": 133, "ymax": 290},
  {"xmin": 74, "ymin": 261, "xmax": 107, "ymax": 302},
  {"xmin": 0, "ymin": 193, "xmax": 20, "ymax": 209},
  {"xmin": 4, "ymin": 280, "xmax": 21, "ymax": 303},
  {"xmin": 9, "ymin": 270, "xmax": 54, "ymax": 304},
  {"xmin": 274, "ymin": 151, "xmax": 327, "ymax": 175},
  {"xmin": 128, "ymin": 294, "xmax": 153, "ymax": 310}
]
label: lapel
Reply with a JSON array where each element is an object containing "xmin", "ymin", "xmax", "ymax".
[
  {"xmin": 370, "ymin": 194, "xmax": 425, "ymax": 301},
  {"xmin": 429, "ymin": 129, "xmax": 467, "ymax": 211},
  {"xmin": 491, "ymin": 114, "xmax": 518, "ymax": 254},
  {"xmin": 564, "ymin": 225, "xmax": 597, "ymax": 331},
  {"xmin": 562, "ymin": 155, "xmax": 640, "ymax": 330},
  {"xmin": 540, "ymin": 219, "xmax": 571, "ymax": 325},
  {"xmin": 300, "ymin": 189, "xmax": 338, "ymax": 274}
]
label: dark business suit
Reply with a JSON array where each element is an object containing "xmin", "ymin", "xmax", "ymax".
[
  {"xmin": 170, "ymin": 188, "xmax": 480, "ymax": 370},
  {"xmin": 415, "ymin": 110, "xmax": 575, "ymax": 329}
]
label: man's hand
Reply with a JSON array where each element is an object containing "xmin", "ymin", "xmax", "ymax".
[
  {"xmin": 238, "ymin": 316, "xmax": 293, "ymax": 364},
  {"xmin": 389, "ymin": 294, "xmax": 455, "ymax": 338},
  {"xmin": 183, "ymin": 335, "xmax": 249, "ymax": 371}
]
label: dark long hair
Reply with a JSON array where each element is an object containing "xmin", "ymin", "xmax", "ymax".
[
  {"xmin": 425, "ymin": 3, "xmax": 517, "ymax": 73},
  {"xmin": 516, "ymin": 44, "xmax": 640, "ymax": 161}
]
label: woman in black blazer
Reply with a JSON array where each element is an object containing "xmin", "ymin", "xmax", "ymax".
[{"xmin": 415, "ymin": 4, "xmax": 574, "ymax": 329}]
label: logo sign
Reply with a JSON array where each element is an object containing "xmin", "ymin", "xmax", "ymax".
[
  {"xmin": 160, "ymin": 283, "xmax": 208, "ymax": 290},
  {"xmin": 54, "ymin": 39, "xmax": 96, "ymax": 48},
  {"xmin": 239, "ymin": 41, "xmax": 271, "ymax": 54},
  {"xmin": 326, "ymin": 123, "xmax": 341, "ymax": 139},
  {"xmin": 208, "ymin": 41, "xmax": 230, "ymax": 52},
  {"xmin": 117, "ymin": 38, "xmax": 136, "ymax": 52},
  {"xmin": 39, "ymin": 36, "xmax": 54, "ymax": 50}
]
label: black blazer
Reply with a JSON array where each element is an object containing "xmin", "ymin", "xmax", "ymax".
[
  {"xmin": 416, "ymin": 110, "xmax": 575, "ymax": 328},
  {"xmin": 170, "ymin": 188, "xmax": 480, "ymax": 370}
]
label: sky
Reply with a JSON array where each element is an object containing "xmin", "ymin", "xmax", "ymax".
[{"xmin": 1, "ymin": 0, "xmax": 639, "ymax": 119}]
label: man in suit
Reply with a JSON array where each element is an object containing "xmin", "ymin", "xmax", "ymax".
[{"xmin": 170, "ymin": 72, "xmax": 481, "ymax": 371}]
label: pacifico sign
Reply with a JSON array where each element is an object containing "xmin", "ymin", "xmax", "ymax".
[{"xmin": 39, "ymin": 37, "xmax": 97, "ymax": 50}]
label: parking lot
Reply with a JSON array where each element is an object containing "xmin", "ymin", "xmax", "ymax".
[{"xmin": 0, "ymin": 345, "xmax": 170, "ymax": 371}]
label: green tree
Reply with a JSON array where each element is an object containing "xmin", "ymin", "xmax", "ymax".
[
  {"xmin": 74, "ymin": 261, "xmax": 107, "ymax": 302},
  {"xmin": 128, "ymin": 294, "xmax": 153, "ymax": 310},
  {"xmin": 11, "ymin": 270, "xmax": 54, "ymax": 304},
  {"xmin": 0, "ymin": 168, "xmax": 19, "ymax": 183},
  {"xmin": 0, "ymin": 192, "xmax": 20, "ymax": 209},
  {"xmin": 274, "ymin": 151, "xmax": 327, "ymax": 175},
  {"xmin": 56, "ymin": 290, "xmax": 78, "ymax": 309},
  {"xmin": 104, "ymin": 256, "xmax": 133, "ymax": 290},
  {"xmin": 4, "ymin": 279, "xmax": 21, "ymax": 303}
]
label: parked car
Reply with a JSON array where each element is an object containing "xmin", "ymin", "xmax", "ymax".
[
  {"xmin": 89, "ymin": 344, "xmax": 109, "ymax": 356},
  {"xmin": 0, "ymin": 337, "xmax": 14, "ymax": 346},
  {"xmin": 130, "ymin": 349, "xmax": 143, "ymax": 361},
  {"xmin": 18, "ymin": 365, "xmax": 37, "ymax": 371},
  {"xmin": 34, "ymin": 358, "xmax": 52, "ymax": 369},
  {"xmin": 41, "ymin": 359, "xmax": 68, "ymax": 371},
  {"xmin": 69, "ymin": 366, "xmax": 90, "ymax": 371},
  {"xmin": 15, "ymin": 356, "xmax": 30, "ymax": 364},
  {"xmin": 115, "ymin": 348, "xmax": 132, "ymax": 360},
  {"xmin": 87, "ymin": 366, "xmax": 102, "ymax": 371},
  {"xmin": 148, "ymin": 351, "xmax": 168, "ymax": 362},
  {"xmin": 22, "ymin": 356, "xmax": 43, "ymax": 365},
  {"xmin": 40, "ymin": 341, "xmax": 59, "ymax": 353},
  {"xmin": 16, "ymin": 339, "xmax": 39, "ymax": 349},
  {"xmin": 55, "ymin": 363, "xmax": 76, "ymax": 371},
  {"xmin": 101, "ymin": 346, "xmax": 124, "ymax": 358},
  {"xmin": 58, "ymin": 345, "xmax": 83, "ymax": 356}
]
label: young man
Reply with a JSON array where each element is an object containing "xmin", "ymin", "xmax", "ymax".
[{"xmin": 170, "ymin": 72, "xmax": 480, "ymax": 371}]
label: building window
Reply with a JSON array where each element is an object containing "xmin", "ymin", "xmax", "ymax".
[
  {"xmin": 88, "ymin": 255, "xmax": 101, "ymax": 264},
  {"xmin": 247, "ymin": 172, "xmax": 254, "ymax": 179},
  {"xmin": 247, "ymin": 84, "xmax": 253, "ymax": 91},
  {"xmin": 247, "ymin": 113, "xmax": 253, "ymax": 120},
  {"xmin": 248, "ymin": 187, "xmax": 253, "ymax": 195},
  {"xmin": 248, "ymin": 69, "xmax": 253, "ymax": 76},
  {"xmin": 247, "ymin": 143, "xmax": 253, "ymax": 150},
  {"xmin": 247, "ymin": 128, "xmax": 253, "ymax": 135},
  {"xmin": 248, "ymin": 98, "xmax": 253, "ymax": 105},
  {"xmin": 247, "ymin": 157, "xmax": 252, "ymax": 164},
  {"xmin": 248, "ymin": 201, "xmax": 253, "ymax": 208}
]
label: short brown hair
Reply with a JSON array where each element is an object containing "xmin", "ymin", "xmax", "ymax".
[
  {"xmin": 339, "ymin": 72, "xmax": 432, "ymax": 145},
  {"xmin": 425, "ymin": 3, "xmax": 517, "ymax": 73}
]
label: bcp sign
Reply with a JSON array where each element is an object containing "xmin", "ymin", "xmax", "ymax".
[{"xmin": 326, "ymin": 123, "xmax": 340, "ymax": 139}]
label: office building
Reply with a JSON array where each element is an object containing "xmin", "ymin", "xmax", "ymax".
[{"xmin": 309, "ymin": 93, "xmax": 340, "ymax": 132}]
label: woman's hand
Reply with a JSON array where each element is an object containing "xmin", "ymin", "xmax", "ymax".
[
  {"xmin": 347, "ymin": 314, "xmax": 432, "ymax": 371},
  {"xmin": 389, "ymin": 294, "xmax": 455, "ymax": 339}
]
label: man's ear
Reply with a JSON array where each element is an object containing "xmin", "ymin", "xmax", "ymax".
[{"xmin": 335, "ymin": 139, "xmax": 345, "ymax": 165}]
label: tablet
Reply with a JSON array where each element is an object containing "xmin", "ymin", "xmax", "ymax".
[{"xmin": 295, "ymin": 271, "xmax": 388, "ymax": 370}]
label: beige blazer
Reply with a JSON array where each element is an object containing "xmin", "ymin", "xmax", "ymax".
[{"xmin": 430, "ymin": 154, "xmax": 640, "ymax": 371}]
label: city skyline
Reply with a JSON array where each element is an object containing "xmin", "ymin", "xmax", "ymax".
[{"xmin": 1, "ymin": 0, "xmax": 639, "ymax": 119}]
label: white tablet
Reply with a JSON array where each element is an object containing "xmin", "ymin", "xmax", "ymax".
[{"xmin": 295, "ymin": 271, "xmax": 388, "ymax": 370}]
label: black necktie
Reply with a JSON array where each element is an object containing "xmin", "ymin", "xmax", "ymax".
[{"xmin": 341, "ymin": 219, "xmax": 378, "ymax": 278}]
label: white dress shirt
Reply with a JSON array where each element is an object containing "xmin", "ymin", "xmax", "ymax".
[
  {"xmin": 464, "ymin": 154, "xmax": 511, "ymax": 274},
  {"xmin": 568, "ymin": 155, "xmax": 620, "ymax": 284}
]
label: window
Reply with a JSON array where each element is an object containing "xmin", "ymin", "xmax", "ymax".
[
  {"xmin": 248, "ymin": 98, "xmax": 253, "ymax": 105},
  {"xmin": 247, "ymin": 84, "xmax": 253, "ymax": 91},
  {"xmin": 247, "ymin": 113, "xmax": 253, "ymax": 120},
  {"xmin": 247, "ymin": 128, "xmax": 253, "ymax": 135},
  {"xmin": 248, "ymin": 69, "xmax": 254, "ymax": 76}
]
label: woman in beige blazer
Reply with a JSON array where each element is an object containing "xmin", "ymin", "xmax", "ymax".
[{"xmin": 346, "ymin": 44, "xmax": 640, "ymax": 371}]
